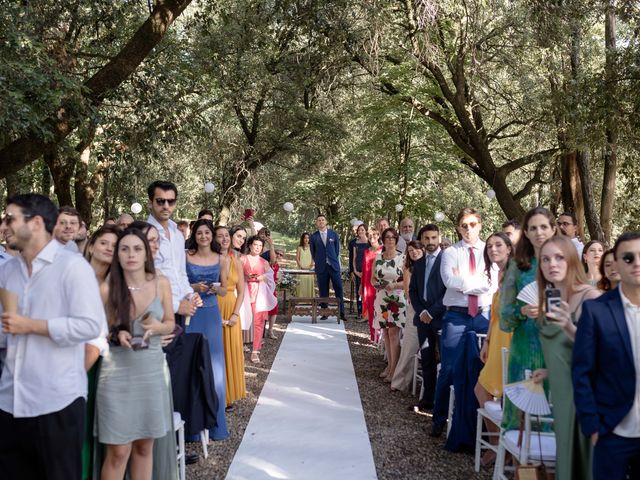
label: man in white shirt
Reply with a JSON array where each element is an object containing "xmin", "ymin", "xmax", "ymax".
[
  {"xmin": 53, "ymin": 205, "xmax": 82, "ymax": 253},
  {"xmin": 557, "ymin": 211, "xmax": 584, "ymax": 257},
  {"xmin": 0, "ymin": 194, "xmax": 106, "ymax": 480},
  {"xmin": 397, "ymin": 217, "xmax": 415, "ymax": 253},
  {"xmin": 146, "ymin": 180, "xmax": 200, "ymax": 327},
  {"xmin": 430, "ymin": 207, "xmax": 496, "ymax": 437},
  {"xmin": 573, "ymin": 232, "xmax": 640, "ymax": 480}
]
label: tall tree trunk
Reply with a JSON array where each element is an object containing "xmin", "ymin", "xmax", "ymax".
[
  {"xmin": 44, "ymin": 148, "xmax": 75, "ymax": 206},
  {"xmin": 575, "ymin": 150, "xmax": 605, "ymax": 241},
  {"xmin": 601, "ymin": 0, "xmax": 618, "ymax": 244}
]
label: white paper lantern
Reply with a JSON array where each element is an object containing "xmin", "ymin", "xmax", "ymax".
[
  {"xmin": 434, "ymin": 211, "xmax": 445, "ymax": 222},
  {"xmin": 350, "ymin": 217, "xmax": 359, "ymax": 226},
  {"xmin": 204, "ymin": 182, "xmax": 215, "ymax": 193},
  {"xmin": 395, "ymin": 203, "xmax": 404, "ymax": 212},
  {"xmin": 131, "ymin": 202, "xmax": 142, "ymax": 214},
  {"xmin": 283, "ymin": 202, "xmax": 294, "ymax": 213},
  {"xmin": 486, "ymin": 189, "xmax": 496, "ymax": 199}
]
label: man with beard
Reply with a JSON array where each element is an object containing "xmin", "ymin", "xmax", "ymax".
[
  {"xmin": 409, "ymin": 224, "xmax": 446, "ymax": 411},
  {"xmin": 53, "ymin": 206, "xmax": 82, "ymax": 253},
  {"xmin": 397, "ymin": 217, "xmax": 415, "ymax": 253},
  {"xmin": 557, "ymin": 211, "xmax": 584, "ymax": 256}
]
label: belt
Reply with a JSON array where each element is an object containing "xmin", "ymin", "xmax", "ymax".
[{"xmin": 447, "ymin": 306, "xmax": 486, "ymax": 315}]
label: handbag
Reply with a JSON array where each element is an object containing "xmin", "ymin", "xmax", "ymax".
[{"xmin": 515, "ymin": 415, "xmax": 550, "ymax": 480}]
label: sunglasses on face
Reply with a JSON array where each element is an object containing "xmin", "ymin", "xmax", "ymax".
[
  {"xmin": 459, "ymin": 222, "xmax": 478, "ymax": 230},
  {"xmin": 621, "ymin": 252, "xmax": 640, "ymax": 264},
  {"xmin": 2, "ymin": 212, "xmax": 33, "ymax": 226},
  {"xmin": 154, "ymin": 198, "xmax": 176, "ymax": 206}
]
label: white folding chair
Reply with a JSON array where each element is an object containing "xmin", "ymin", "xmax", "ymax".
[
  {"xmin": 173, "ymin": 412, "xmax": 186, "ymax": 480},
  {"xmin": 474, "ymin": 347, "xmax": 509, "ymax": 472},
  {"xmin": 200, "ymin": 429, "xmax": 209, "ymax": 459},
  {"xmin": 412, "ymin": 352, "xmax": 424, "ymax": 397},
  {"xmin": 493, "ymin": 371, "xmax": 556, "ymax": 480},
  {"xmin": 446, "ymin": 385, "xmax": 455, "ymax": 438}
]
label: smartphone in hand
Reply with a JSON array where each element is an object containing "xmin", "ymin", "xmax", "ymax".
[{"xmin": 545, "ymin": 288, "xmax": 562, "ymax": 313}]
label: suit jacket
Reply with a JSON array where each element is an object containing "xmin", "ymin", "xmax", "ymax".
[
  {"xmin": 409, "ymin": 251, "xmax": 446, "ymax": 330},
  {"xmin": 310, "ymin": 229, "xmax": 341, "ymax": 273},
  {"xmin": 572, "ymin": 287, "xmax": 636, "ymax": 437}
]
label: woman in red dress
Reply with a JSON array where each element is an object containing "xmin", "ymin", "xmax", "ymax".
[{"xmin": 361, "ymin": 228, "xmax": 382, "ymax": 341}]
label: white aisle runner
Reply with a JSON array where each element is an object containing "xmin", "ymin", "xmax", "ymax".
[{"xmin": 225, "ymin": 317, "xmax": 378, "ymax": 480}]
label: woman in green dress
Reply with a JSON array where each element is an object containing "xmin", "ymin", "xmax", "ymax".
[
  {"xmin": 535, "ymin": 235, "xmax": 601, "ymax": 480},
  {"xmin": 499, "ymin": 207, "xmax": 556, "ymax": 431},
  {"xmin": 296, "ymin": 232, "xmax": 315, "ymax": 297}
]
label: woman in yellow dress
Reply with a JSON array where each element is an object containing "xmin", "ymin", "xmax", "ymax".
[
  {"xmin": 295, "ymin": 232, "xmax": 315, "ymax": 297},
  {"xmin": 474, "ymin": 232, "xmax": 513, "ymax": 466},
  {"xmin": 215, "ymin": 226, "xmax": 247, "ymax": 407}
]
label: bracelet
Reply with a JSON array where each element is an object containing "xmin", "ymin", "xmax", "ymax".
[{"xmin": 231, "ymin": 313, "xmax": 239, "ymax": 318}]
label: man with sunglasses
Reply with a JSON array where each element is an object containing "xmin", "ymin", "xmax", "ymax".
[
  {"xmin": 0, "ymin": 194, "xmax": 106, "ymax": 479},
  {"xmin": 573, "ymin": 232, "xmax": 640, "ymax": 480},
  {"xmin": 146, "ymin": 181, "xmax": 201, "ymax": 327},
  {"xmin": 430, "ymin": 207, "xmax": 496, "ymax": 440}
]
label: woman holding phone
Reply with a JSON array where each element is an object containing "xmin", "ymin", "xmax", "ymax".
[
  {"xmin": 97, "ymin": 229, "xmax": 175, "ymax": 480},
  {"xmin": 535, "ymin": 235, "xmax": 600, "ymax": 480},
  {"xmin": 185, "ymin": 219, "xmax": 229, "ymax": 441}
]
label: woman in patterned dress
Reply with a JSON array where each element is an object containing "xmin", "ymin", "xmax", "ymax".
[{"xmin": 372, "ymin": 227, "xmax": 406, "ymax": 383}]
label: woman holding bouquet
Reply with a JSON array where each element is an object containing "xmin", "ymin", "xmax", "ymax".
[{"xmin": 372, "ymin": 228, "xmax": 406, "ymax": 383}]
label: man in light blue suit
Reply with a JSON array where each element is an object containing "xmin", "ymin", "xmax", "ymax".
[
  {"xmin": 573, "ymin": 231, "xmax": 640, "ymax": 480},
  {"xmin": 310, "ymin": 214, "xmax": 345, "ymax": 321}
]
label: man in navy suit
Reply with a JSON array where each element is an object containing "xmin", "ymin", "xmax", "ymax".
[
  {"xmin": 409, "ymin": 224, "xmax": 447, "ymax": 411},
  {"xmin": 573, "ymin": 232, "xmax": 640, "ymax": 480},
  {"xmin": 310, "ymin": 214, "xmax": 345, "ymax": 321}
]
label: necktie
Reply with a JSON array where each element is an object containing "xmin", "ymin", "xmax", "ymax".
[
  {"xmin": 321, "ymin": 231, "xmax": 327, "ymax": 246},
  {"xmin": 468, "ymin": 247, "xmax": 479, "ymax": 317},
  {"xmin": 423, "ymin": 254, "xmax": 434, "ymax": 302}
]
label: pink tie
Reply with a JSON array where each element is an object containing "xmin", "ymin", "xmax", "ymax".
[{"xmin": 468, "ymin": 247, "xmax": 479, "ymax": 317}]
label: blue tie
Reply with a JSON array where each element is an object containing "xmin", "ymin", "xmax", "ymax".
[{"xmin": 423, "ymin": 254, "xmax": 435, "ymax": 302}]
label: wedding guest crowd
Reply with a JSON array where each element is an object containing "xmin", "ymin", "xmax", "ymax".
[{"xmin": 2, "ymin": 182, "xmax": 640, "ymax": 480}]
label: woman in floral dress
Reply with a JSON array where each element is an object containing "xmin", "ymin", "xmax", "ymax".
[{"xmin": 372, "ymin": 227, "xmax": 406, "ymax": 383}]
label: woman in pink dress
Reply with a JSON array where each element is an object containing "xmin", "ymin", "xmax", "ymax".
[
  {"xmin": 240, "ymin": 236, "xmax": 277, "ymax": 364},
  {"xmin": 361, "ymin": 228, "xmax": 382, "ymax": 341}
]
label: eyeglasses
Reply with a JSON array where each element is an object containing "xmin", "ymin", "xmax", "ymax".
[
  {"xmin": 383, "ymin": 235, "xmax": 396, "ymax": 240},
  {"xmin": 459, "ymin": 222, "xmax": 478, "ymax": 230},
  {"xmin": 621, "ymin": 252, "xmax": 640, "ymax": 265},
  {"xmin": 2, "ymin": 212, "xmax": 33, "ymax": 226},
  {"xmin": 154, "ymin": 198, "xmax": 177, "ymax": 206}
]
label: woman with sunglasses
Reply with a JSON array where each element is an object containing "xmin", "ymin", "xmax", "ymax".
[
  {"xmin": 372, "ymin": 228, "xmax": 407, "ymax": 383},
  {"xmin": 534, "ymin": 235, "xmax": 600, "ymax": 479}
]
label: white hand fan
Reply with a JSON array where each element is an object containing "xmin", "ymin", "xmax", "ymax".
[
  {"xmin": 503, "ymin": 379, "xmax": 551, "ymax": 416},
  {"xmin": 516, "ymin": 281, "xmax": 539, "ymax": 306}
]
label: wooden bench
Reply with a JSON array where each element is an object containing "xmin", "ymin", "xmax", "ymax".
[{"xmin": 288, "ymin": 297, "xmax": 341, "ymax": 324}]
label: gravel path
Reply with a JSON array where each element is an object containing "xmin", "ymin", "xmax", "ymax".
[{"xmin": 185, "ymin": 315, "xmax": 494, "ymax": 479}]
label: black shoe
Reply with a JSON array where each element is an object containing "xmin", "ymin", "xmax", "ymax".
[
  {"xmin": 185, "ymin": 453, "xmax": 199, "ymax": 465},
  {"xmin": 416, "ymin": 400, "xmax": 434, "ymax": 412},
  {"xmin": 430, "ymin": 423, "xmax": 445, "ymax": 438},
  {"xmin": 320, "ymin": 315, "xmax": 328, "ymax": 320},
  {"xmin": 340, "ymin": 315, "xmax": 347, "ymax": 322}
]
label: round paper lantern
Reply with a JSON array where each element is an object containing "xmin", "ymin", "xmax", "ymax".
[
  {"xmin": 204, "ymin": 182, "xmax": 215, "ymax": 193},
  {"xmin": 131, "ymin": 202, "xmax": 142, "ymax": 214},
  {"xmin": 434, "ymin": 211, "xmax": 445, "ymax": 222},
  {"xmin": 350, "ymin": 217, "xmax": 359, "ymax": 226},
  {"xmin": 283, "ymin": 202, "xmax": 294, "ymax": 213},
  {"xmin": 486, "ymin": 189, "xmax": 496, "ymax": 199},
  {"xmin": 395, "ymin": 203, "xmax": 404, "ymax": 212}
]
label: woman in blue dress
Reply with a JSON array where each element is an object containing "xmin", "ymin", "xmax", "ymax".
[{"xmin": 185, "ymin": 219, "xmax": 229, "ymax": 440}]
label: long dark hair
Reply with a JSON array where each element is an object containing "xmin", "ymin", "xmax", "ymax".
[
  {"xmin": 582, "ymin": 240, "xmax": 604, "ymax": 272},
  {"xmin": 514, "ymin": 207, "xmax": 556, "ymax": 271},
  {"xmin": 597, "ymin": 248, "xmax": 615, "ymax": 291},
  {"xmin": 229, "ymin": 225, "xmax": 248, "ymax": 254},
  {"xmin": 483, "ymin": 232, "xmax": 513, "ymax": 284},
  {"xmin": 404, "ymin": 240, "xmax": 424, "ymax": 271},
  {"xmin": 186, "ymin": 219, "xmax": 221, "ymax": 254},
  {"xmin": 107, "ymin": 228, "xmax": 156, "ymax": 330},
  {"xmin": 299, "ymin": 232, "xmax": 311, "ymax": 247},
  {"xmin": 84, "ymin": 224, "xmax": 121, "ymax": 262}
]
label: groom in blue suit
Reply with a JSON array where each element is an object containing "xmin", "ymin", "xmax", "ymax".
[
  {"xmin": 310, "ymin": 214, "xmax": 345, "ymax": 321},
  {"xmin": 573, "ymin": 232, "xmax": 640, "ymax": 480}
]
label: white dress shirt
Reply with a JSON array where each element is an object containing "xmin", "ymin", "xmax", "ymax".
[
  {"xmin": 571, "ymin": 237, "xmax": 584, "ymax": 258},
  {"xmin": 147, "ymin": 215, "xmax": 193, "ymax": 313},
  {"xmin": 614, "ymin": 286, "xmax": 640, "ymax": 437},
  {"xmin": 0, "ymin": 240, "xmax": 107, "ymax": 417},
  {"xmin": 439, "ymin": 239, "xmax": 496, "ymax": 308}
]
